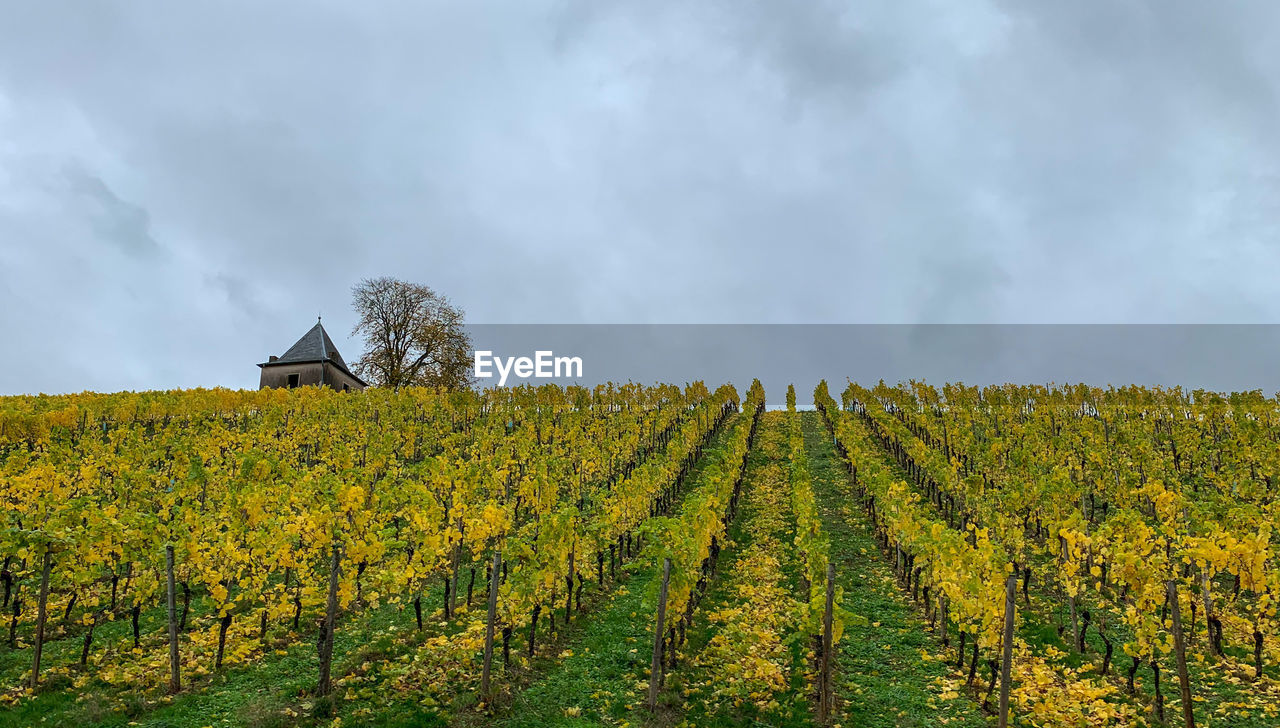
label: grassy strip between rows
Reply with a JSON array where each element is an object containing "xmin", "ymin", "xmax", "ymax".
[
  {"xmin": 671, "ymin": 410, "xmax": 812, "ymax": 726},
  {"xmin": 801, "ymin": 410, "xmax": 991, "ymax": 728}
]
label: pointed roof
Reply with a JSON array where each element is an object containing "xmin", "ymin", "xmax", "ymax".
[{"xmin": 259, "ymin": 320, "xmax": 366, "ymax": 385}]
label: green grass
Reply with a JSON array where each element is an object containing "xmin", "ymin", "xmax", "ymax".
[
  {"xmin": 801, "ymin": 411, "xmax": 991, "ymax": 728},
  {"xmin": 476, "ymin": 566, "xmax": 658, "ymax": 728}
]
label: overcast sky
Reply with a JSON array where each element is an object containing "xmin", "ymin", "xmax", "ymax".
[{"xmin": 2, "ymin": 1, "xmax": 1279, "ymax": 394}]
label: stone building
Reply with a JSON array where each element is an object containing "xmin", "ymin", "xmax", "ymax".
[{"xmin": 258, "ymin": 319, "xmax": 367, "ymax": 392}]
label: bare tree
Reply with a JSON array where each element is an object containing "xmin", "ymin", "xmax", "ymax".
[{"xmin": 350, "ymin": 277, "xmax": 473, "ymax": 390}]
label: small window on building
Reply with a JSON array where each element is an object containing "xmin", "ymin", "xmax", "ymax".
[
  {"xmin": 287, "ymin": 373, "xmax": 300, "ymax": 388},
  {"xmin": 343, "ymin": 384, "xmax": 350, "ymax": 392}
]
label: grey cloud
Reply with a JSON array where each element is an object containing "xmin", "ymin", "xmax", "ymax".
[
  {"xmin": 1, "ymin": 1, "xmax": 1279, "ymax": 394},
  {"xmin": 206, "ymin": 271, "xmax": 263, "ymax": 317},
  {"xmin": 62, "ymin": 163, "xmax": 162, "ymax": 258}
]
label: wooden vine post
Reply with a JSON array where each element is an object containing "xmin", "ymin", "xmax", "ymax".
[
  {"xmin": 565, "ymin": 547, "xmax": 575, "ymax": 625},
  {"xmin": 648, "ymin": 558, "xmax": 672, "ymax": 711},
  {"xmin": 482, "ymin": 550, "xmax": 502, "ymax": 698},
  {"xmin": 999, "ymin": 573, "xmax": 1016, "ymax": 728},
  {"xmin": 818, "ymin": 561, "xmax": 836, "ymax": 722},
  {"xmin": 317, "ymin": 544, "xmax": 342, "ymax": 698},
  {"xmin": 29, "ymin": 549, "xmax": 53, "ymax": 689},
  {"xmin": 940, "ymin": 594, "xmax": 949, "ymax": 647},
  {"xmin": 1167, "ymin": 580, "xmax": 1195, "ymax": 728},
  {"xmin": 166, "ymin": 544, "xmax": 182, "ymax": 693}
]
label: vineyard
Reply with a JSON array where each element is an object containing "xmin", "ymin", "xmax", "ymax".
[{"xmin": 0, "ymin": 380, "xmax": 1277, "ymax": 727}]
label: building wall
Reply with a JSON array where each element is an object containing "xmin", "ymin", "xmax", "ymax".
[
  {"xmin": 322, "ymin": 362, "xmax": 366, "ymax": 392},
  {"xmin": 259, "ymin": 362, "xmax": 365, "ymax": 392}
]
